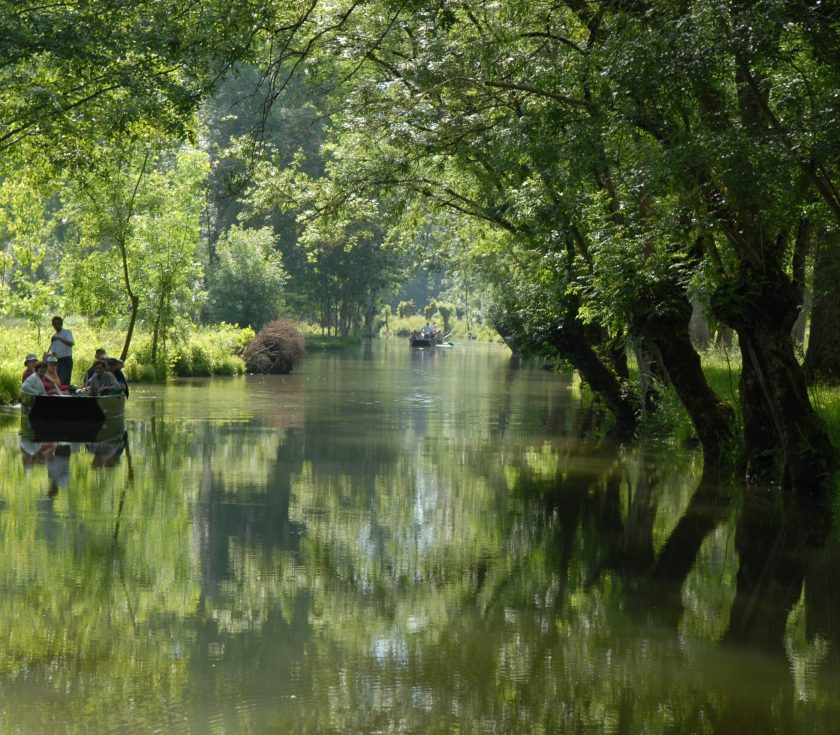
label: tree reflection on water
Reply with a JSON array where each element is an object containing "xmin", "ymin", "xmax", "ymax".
[{"xmin": 0, "ymin": 356, "xmax": 838, "ymax": 733}]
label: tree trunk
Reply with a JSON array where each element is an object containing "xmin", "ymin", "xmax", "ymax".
[
  {"xmin": 805, "ymin": 237, "xmax": 840, "ymax": 383},
  {"xmin": 737, "ymin": 352, "xmax": 780, "ymax": 481},
  {"xmin": 636, "ymin": 292, "xmax": 737, "ymax": 465},
  {"xmin": 652, "ymin": 329, "xmax": 737, "ymax": 464},
  {"xmin": 716, "ymin": 265, "xmax": 835, "ymax": 491},
  {"xmin": 546, "ymin": 312, "xmax": 638, "ymax": 437},
  {"xmin": 151, "ymin": 318, "xmax": 160, "ymax": 364},
  {"xmin": 495, "ymin": 300, "xmax": 639, "ymax": 436},
  {"xmin": 121, "ymin": 294, "xmax": 140, "ymax": 362},
  {"xmin": 688, "ymin": 298, "xmax": 710, "ymax": 349}
]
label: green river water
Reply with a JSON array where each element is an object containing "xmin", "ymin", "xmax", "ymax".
[{"xmin": 0, "ymin": 342, "xmax": 838, "ymax": 734}]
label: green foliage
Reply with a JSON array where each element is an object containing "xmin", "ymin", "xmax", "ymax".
[
  {"xmin": 0, "ymin": 0, "xmax": 276, "ymax": 172},
  {"xmin": 173, "ymin": 343, "xmax": 213, "ymax": 377},
  {"xmin": 130, "ymin": 321, "xmax": 251, "ymax": 381},
  {"xmin": 59, "ymin": 141, "xmax": 209, "ymax": 359},
  {"xmin": 207, "ymin": 225, "xmax": 287, "ymax": 330},
  {"xmin": 0, "ymin": 367, "xmax": 20, "ymax": 404},
  {"xmin": 397, "ymin": 300, "xmax": 416, "ymax": 318}
]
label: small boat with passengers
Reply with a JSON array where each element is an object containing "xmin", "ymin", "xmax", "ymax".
[
  {"xmin": 409, "ymin": 326, "xmax": 452, "ymax": 348},
  {"xmin": 20, "ymin": 393, "xmax": 126, "ymax": 443}
]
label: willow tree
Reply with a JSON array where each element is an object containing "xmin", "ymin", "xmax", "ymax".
[
  {"xmin": 581, "ymin": 0, "xmax": 839, "ymax": 486},
  {"xmin": 243, "ymin": 0, "xmax": 840, "ymax": 487}
]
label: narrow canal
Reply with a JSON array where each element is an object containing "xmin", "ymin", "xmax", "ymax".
[{"xmin": 0, "ymin": 342, "xmax": 838, "ymax": 733}]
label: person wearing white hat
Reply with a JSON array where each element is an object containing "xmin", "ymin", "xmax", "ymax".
[{"xmin": 41, "ymin": 354, "xmax": 66, "ymax": 395}]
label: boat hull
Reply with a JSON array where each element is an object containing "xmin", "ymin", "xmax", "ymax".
[
  {"xmin": 409, "ymin": 336, "xmax": 436, "ymax": 348},
  {"xmin": 20, "ymin": 394, "xmax": 126, "ymax": 442}
]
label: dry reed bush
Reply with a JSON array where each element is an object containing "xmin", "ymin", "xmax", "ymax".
[{"xmin": 243, "ymin": 319, "xmax": 306, "ymax": 374}]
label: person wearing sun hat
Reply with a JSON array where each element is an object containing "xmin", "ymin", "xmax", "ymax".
[
  {"xmin": 21, "ymin": 354, "xmax": 38, "ymax": 383},
  {"xmin": 41, "ymin": 354, "xmax": 66, "ymax": 395},
  {"xmin": 22, "ymin": 362, "xmax": 49, "ymax": 396}
]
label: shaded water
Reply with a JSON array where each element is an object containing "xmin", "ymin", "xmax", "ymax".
[{"xmin": 1, "ymin": 343, "xmax": 839, "ymax": 734}]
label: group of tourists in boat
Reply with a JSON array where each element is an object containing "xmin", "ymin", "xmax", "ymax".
[
  {"xmin": 20, "ymin": 316, "xmax": 129, "ymax": 399},
  {"xmin": 409, "ymin": 323, "xmax": 445, "ymax": 348}
]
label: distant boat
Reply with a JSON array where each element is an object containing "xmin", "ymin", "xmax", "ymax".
[
  {"xmin": 409, "ymin": 330, "xmax": 452, "ymax": 348},
  {"xmin": 409, "ymin": 333, "xmax": 438, "ymax": 348},
  {"xmin": 20, "ymin": 393, "xmax": 126, "ymax": 442}
]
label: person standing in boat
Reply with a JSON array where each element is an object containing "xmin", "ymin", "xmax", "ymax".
[
  {"xmin": 49, "ymin": 315, "xmax": 74, "ymax": 386},
  {"xmin": 82, "ymin": 360, "xmax": 121, "ymax": 396},
  {"xmin": 22, "ymin": 362, "xmax": 49, "ymax": 395}
]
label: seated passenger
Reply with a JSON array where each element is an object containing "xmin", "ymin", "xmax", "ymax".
[
  {"xmin": 42, "ymin": 354, "xmax": 67, "ymax": 395},
  {"xmin": 22, "ymin": 362, "xmax": 49, "ymax": 395},
  {"xmin": 82, "ymin": 360, "xmax": 121, "ymax": 396},
  {"xmin": 106, "ymin": 357, "xmax": 129, "ymax": 397},
  {"xmin": 22, "ymin": 353, "xmax": 38, "ymax": 383},
  {"xmin": 86, "ymin": 348, "xmax": 108, "ymax": 381}
]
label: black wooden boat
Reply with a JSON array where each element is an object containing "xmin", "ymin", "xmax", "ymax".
[
  {"xmin": 409, "ymin": 330, "xmax": 452, "ymax": 348},
  {"xmin": 20, "ymin": 393, "xmax": 126, "ymax": 442},
  {"xmin": 409, "ymin": 334, "xmax": 437, "ymax": 348}
]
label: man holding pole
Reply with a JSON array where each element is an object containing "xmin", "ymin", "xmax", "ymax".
[{"xmin": 49, "ymin": 315, "xmax": 74, "ymax": 386}]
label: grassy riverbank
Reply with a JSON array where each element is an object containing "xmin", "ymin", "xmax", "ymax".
[
  {"xmin": 0, "ymin": 319, "xmax": 254, "ymax": 403},
  {"xmin": 626, "ymin": 347, "xmax": 840, "ymax": 460}
]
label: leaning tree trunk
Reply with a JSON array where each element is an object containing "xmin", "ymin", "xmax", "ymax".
[
  {"xmin": 737, "ymin": 353, "xmax": 780, "ymax": 481},
  {"xmin": 495, "ymin": 299, "xmax": 639, "ymax": 436},
  {"xmin": 635, "ymin": 291, "xmax": 737, "ymax": 466},
  {"xmin": 546, "ymin": 307, "xmax": 638, "ymax": 437},
  {"xmin": 121, "ymin": 294, "xmax": 140, "ymax": 363},
  {"xmin": 716, "ymin": 265, "xmax": 835, "ymax": 491},
  {"xmin": 651, "ymin": 329, "xmax": 736, "ymax": 465}
]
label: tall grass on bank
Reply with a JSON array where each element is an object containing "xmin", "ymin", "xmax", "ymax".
[
  {"xmin": 700, "ymin": 347, "xmax": 840, "ymax": 452},
  {"xmin": 0, "ymin": 367, "xmax": 22, "ymax": 405},
  {"xmin": 130, "ymin": 322, "xmax": 253, "ymax": 381},
  {"xmin": 0, "ymin": 318, "xmax": 253, "ymax": 401},
  {"xmin": 808, "ymin": 385, "xmax": 840, "ymax": 451},
  {"xmin": 699, "ymin": 346, "xmax": 741, "ymax": 408}
]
